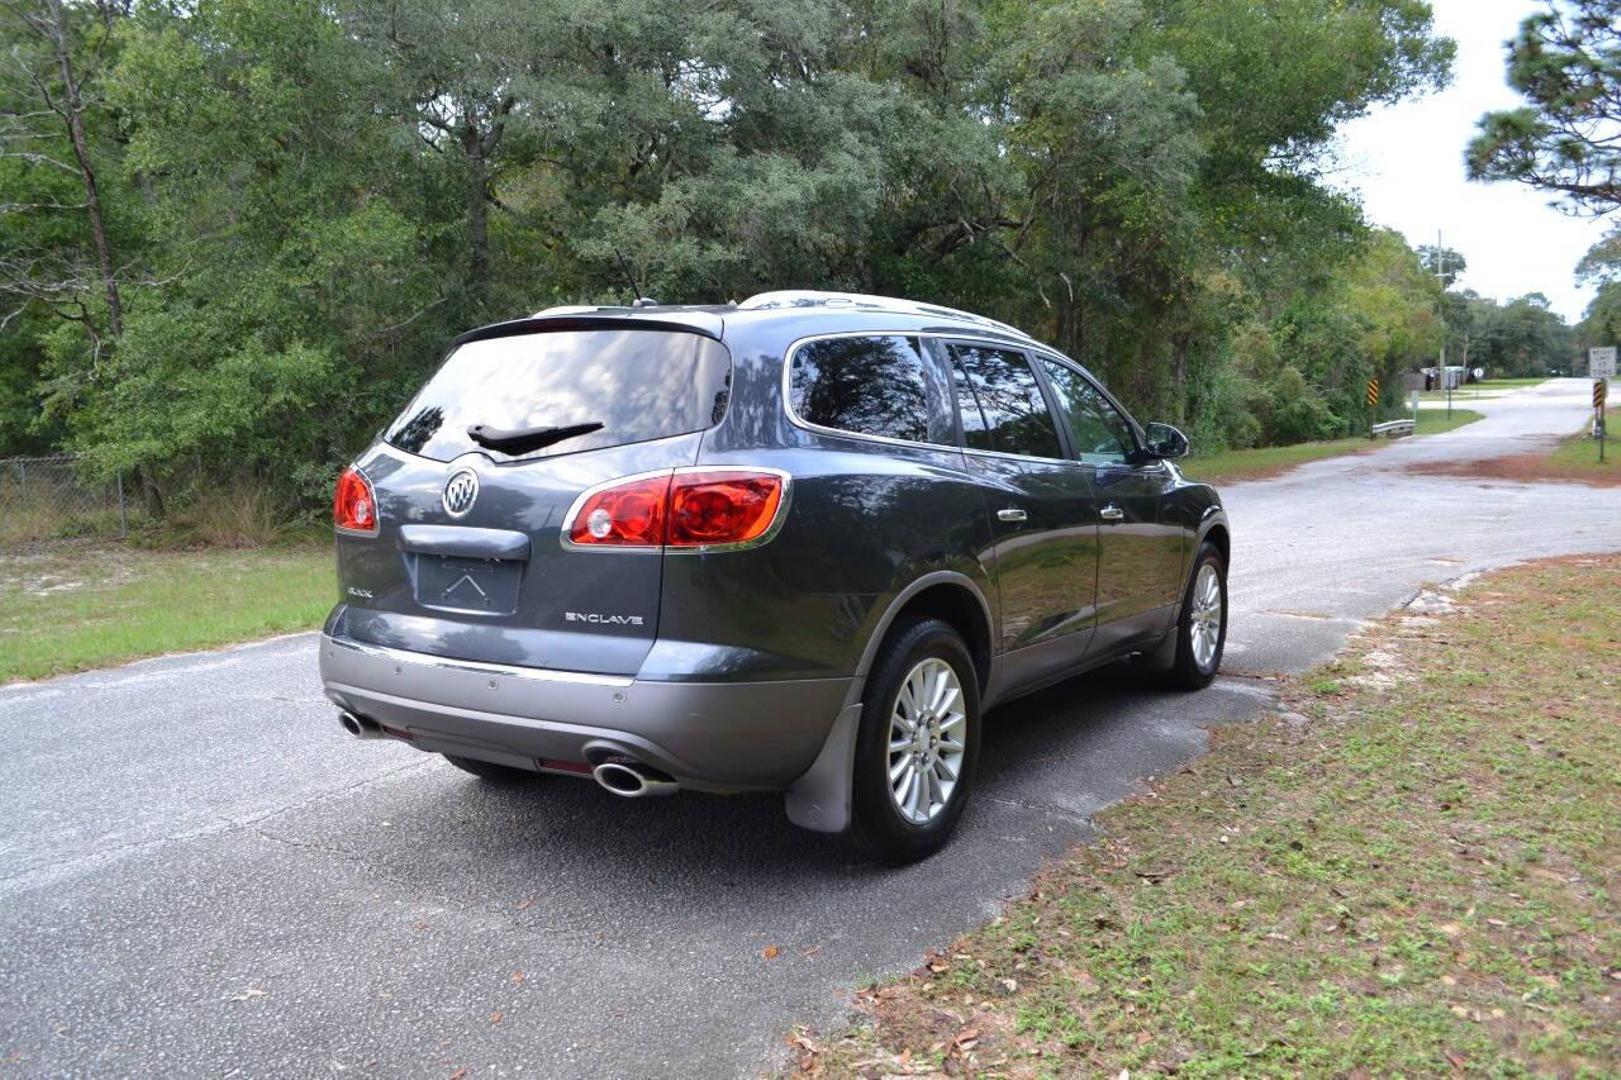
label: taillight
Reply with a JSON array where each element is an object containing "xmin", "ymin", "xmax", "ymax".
[
  {"xmin": 334, "ymin": 466, "xmax": 378, "ymax": 535},
  {"xmin": 567, "ymin": 473, "xmax": 671, "ymax": 547},
  {"xmin": 565, "ymin": 469, "xmax": 788, "ymax": 551},
  {"xmin": 667, "ymin": 471, "xmax": 785, "ymax": 547}
]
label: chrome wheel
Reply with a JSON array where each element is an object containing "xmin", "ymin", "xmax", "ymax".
[
  {"xmin": 886, "ymin": 658, "xmax": 967, "ymax": 825},
  {"xmin": 1190, "ymin": 562, "xmax": 1223, "ymax": 670}
]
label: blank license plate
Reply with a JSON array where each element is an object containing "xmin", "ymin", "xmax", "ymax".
[{"xmin": 415, "ymin": 556, "xmax": 522, "ymax": 615}]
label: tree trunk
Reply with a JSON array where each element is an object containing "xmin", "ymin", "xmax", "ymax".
[
  {"xmin": 46, "ymin": 0, "xmax": 123, "ymax": 337},
  {"xmin": 464, "ymin": 129, "xmax": 489, "ymax": 307}
]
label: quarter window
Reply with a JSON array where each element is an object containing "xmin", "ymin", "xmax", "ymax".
[
  {"xmin": 789, "ymin": 335, "xmax": 952, "ymax": 444},
  {"xmin": 949, "ymin": 345, "xmax": 1063, "ymax": 459},
  {"xmin": 1038, "ymin": 359, "xmax": 1137, "ymax": 464}
]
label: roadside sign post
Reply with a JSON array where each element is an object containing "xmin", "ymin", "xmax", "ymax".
[
  {"xmin": 1597, "ymin": 378, "xmax": 1609, "ymax": 463},
  {"xmin": 1594, "ymin": 348, "xmax": 1616, "ymax": 465}
]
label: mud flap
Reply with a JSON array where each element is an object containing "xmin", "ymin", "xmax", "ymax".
[{"xmin": 783, "ymin": 702, "xmax": 864, "ymax": 833}]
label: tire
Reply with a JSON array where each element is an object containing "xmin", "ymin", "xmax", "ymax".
[
  {"xmin": 442, "ymin": 754, "xmax": 540, "ymax": 783},
  {"xmin": 848, "ymin": 617, "xmax": 981, "ymax": 864},
  {"xmin": 1156, "ymin": 541, "xmax": 1227, "ymax": 691}
]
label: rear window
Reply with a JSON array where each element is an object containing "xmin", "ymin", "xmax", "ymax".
[
  {"xmin": 386, "ymin": 329, "xmax": 732, "ymax": 462},
  {"xmin": 788, "ymin": 335, "xmax": 953, "ymax": 444}
]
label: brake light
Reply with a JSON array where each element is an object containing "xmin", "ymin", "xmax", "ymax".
[
  {"xmin": 668, "ymin": 471, "xmax": 785, "ymax": 547},
  {"xmin": 565, "ymin": 469, "xmax": 787, "ymax": 550},
  {"xmin": 334, "ymin": 466, "xmax": 378, "ymax": 535}
]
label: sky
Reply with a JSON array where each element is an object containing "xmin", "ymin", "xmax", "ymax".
[{"xmin": 1332, "ymin": 0, "xmax": 1607, "ymax": 323}]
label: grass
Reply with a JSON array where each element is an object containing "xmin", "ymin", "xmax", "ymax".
[
  {"xmin": 795, "ymin": 555, "xmax": 1620, "ymax": 1078},
  {"xmin": 1418, "ymin": 377, "xmax": 1549, "ymax": 403},
  {"xmin": 1546, "ymin": 406, "xmax": 1620, "ymax": 479},
  {"xmin": 1184, "ymin": 409, "xmax": 1484, "ymax": 486},
  {"xmin": 0, "ymin": 542, "xmax": 334, "ymax": 683}
]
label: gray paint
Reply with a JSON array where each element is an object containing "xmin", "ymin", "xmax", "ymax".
[{"xmin": 324, "ymin": 301, "xmax": 1223, "ymax": 819}]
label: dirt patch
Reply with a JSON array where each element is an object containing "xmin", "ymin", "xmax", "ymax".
[{"xmin": 1409, "ymin": 451, "xmax": 1621, "ymax": 487}]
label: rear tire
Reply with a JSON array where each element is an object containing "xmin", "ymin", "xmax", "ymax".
[
  {"xmin": 1155, "ymin": 541, "xmax": 1227, "ymax": 691},
  {"xmin": 442, "ymin": 754, "xmax": 539, "ymax": 783},
  {"xmin": 848, "ymin": 617, "xmax": 981, "ymax": 864}
]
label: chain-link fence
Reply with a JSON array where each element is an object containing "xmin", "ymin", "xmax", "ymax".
[{"xmin": 0, "ymin": 455, "xmax": 128, "ymax": 548}]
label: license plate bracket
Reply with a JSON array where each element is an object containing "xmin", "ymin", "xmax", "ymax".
[{"xmin": 414, "ymin": 555, "xmax": 522, "ymax": 616}]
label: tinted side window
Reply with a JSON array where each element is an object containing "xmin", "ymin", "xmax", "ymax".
[
  {"xmin": 949, "ymin": 345, "xmax": 1063, "ymax": 459},
  {"xmin": 1037, "ymin": 359, "xmax": 1136, "ymax": 464},
  {"xmin": 789, "ymin": 335, "xmax": 951, "ymax": 444}
]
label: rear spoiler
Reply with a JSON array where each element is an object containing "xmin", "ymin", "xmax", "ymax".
[{"xmin": 452, "ymin": 312, "xmax": 724, "ymax": 347}]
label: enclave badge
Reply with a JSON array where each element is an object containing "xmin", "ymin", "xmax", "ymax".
[{"xmin": 442, "ymin": 469, "xmax": 479, "ymax": 518}]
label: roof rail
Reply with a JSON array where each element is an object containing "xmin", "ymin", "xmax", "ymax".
[{"xmin": 737, "ymin": 290, "xmax": 1032, "ymax": 340}]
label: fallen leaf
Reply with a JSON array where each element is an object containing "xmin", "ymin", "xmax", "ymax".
[
  {"xmin": 227, "ymin": 986, "xmax": 267, "ymax": 1002},
  {"xmin": 510, "ymin": 971, "xmax": 524, "ymax": 985},
  {"xmin": 449, "ymin": 1069, "xmax": 467, "ymax": 1080},
  {"xmin": 515, "ymin": 896, "xmax": 535, "ymax": 911},
  {"xmin": 490, "ymin": 1011, "xmax": 502, "ymax": 1025},
  {"xmin": 761, "ymin": 945, "xmax": 780, "ymax": 960}
]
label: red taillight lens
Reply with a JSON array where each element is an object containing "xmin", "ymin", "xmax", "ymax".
[
  {"xmin": 667, "ymin": 471, "xmax": 784, "ymax": 547},
  {"xmin": 565, "ymin": 469, "xmax": 786, "ymax": 550},
  {"xmin": 567, "ymin": 474, "xmax": 672, "ymax": 546},
  {"xmin": 334, "ymin": 467, "xmax": 378, "ymax": 535}
]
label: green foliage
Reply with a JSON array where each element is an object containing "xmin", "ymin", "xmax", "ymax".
[
  {"xmin": 1467, "ymin": 0, "xmax": 1620, "ymax": 212},
  {"xmin": 0, "ymin": 0, "xmax": 1487, "ymax": 514}
]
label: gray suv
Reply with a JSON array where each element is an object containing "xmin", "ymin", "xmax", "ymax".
[{"xmin": 320, "ymin": 291, "xmax": 1229, "ymax": 862}]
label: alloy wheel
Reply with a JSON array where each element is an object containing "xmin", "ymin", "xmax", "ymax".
[{"xmin": 886, "ymin": 658, "xmax": 968, "ymax": 824}]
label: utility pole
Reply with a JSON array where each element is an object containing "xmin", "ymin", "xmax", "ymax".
[{"xmin": 1435, "ymin": 231, "xmax": 1450, "ymax": 419}]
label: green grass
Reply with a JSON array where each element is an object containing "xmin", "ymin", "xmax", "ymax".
[
  {"xmin": 1183, "ymin": 409, "xmax": 1484, "ymax": 486},
  {"xmin": 800, "ymin": 556, "xmax": 1620, "ymax": 1077},
  {"xmin": 1546, "ymin": 406, "xmax": 1620, "ymax": 478},
  {"xmin": 1419, "ymin": 377, "xmax": 1548, "ymax": 402},
  {"xmin": 0, "ymin": 543, "xmax": 334, "ymax": 683}
]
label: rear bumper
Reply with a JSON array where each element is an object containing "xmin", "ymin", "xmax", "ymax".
[{"xmin": 318, "ymin": 635, "xmax": 850, "ymax": 791}]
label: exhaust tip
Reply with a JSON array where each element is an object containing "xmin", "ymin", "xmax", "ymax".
[
  {"xmin": 593, "ymin": 761, "xmax": 646, "ymax": 796},
  {"xmin": 338, "ymin": 710, "xmax": 383, "ymax": 739},
  {"xmin": 591, "ymin": 759, "xmax": 679, "ymax": 798}
]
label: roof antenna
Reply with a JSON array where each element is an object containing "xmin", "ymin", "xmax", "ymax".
[{"xmin": 611, "ymin": 248, "xmax": 658, "ymax": 308}]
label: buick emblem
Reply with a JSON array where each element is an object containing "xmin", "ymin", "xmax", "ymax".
[{"xmin": 442, "ymin": 469, "xmax": 480, "ymax": 518}]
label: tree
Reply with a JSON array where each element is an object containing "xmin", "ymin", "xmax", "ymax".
[
  {"xmin": 1419, "ymin": 243, "xmax": 1467, "ymax": 288},
  {"xmin": 0, "ymin": 0, "xmax": 131, "ymax": 348},
  {"xmin": 1467, "ymin": 0, "xmax": 1621, "ymax": 213}
]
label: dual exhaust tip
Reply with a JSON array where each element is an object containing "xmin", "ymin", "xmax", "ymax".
[{"xmin": 337, "ymin": 711, "xmax": 677, "ymax": 798}]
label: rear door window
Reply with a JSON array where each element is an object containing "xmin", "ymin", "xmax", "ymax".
[
  {"xmin": 789, "ymin": 335, "xmax": 953, "ymax": 445},
  {"xmin": 949, "ymin": 344, "xmax": 1063, "ymax": 459},
  {"xmin": 386, "ymin": 329, "xmax": 733, "ymax": 462}
]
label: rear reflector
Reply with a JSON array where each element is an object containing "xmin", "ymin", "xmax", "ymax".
[
  {"xmin": 334, "ymin": 466, "xmax": 379, "ymax": 536},
  {"xmin": 565, "ymin": 468, "xmax": 788, "ymax": 551}
]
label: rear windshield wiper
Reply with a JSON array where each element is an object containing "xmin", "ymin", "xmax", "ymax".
[{"xmin": 466, "ymin": 421, "xmax": 604, "ymax": 455}]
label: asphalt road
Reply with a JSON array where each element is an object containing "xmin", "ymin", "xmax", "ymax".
[{"xmin": 5, "ymin": 379, "xmax": 1619, "ymax": 1078}]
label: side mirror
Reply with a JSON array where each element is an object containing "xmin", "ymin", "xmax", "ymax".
[{"xmin": 1142, "ymin": 422, "xmax": 1190, "ymax": 460}]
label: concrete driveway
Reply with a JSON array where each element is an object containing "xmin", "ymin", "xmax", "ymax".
[{"xmin": 4, "ymin": 379, "xmax": 1618, "ymax": 1077}]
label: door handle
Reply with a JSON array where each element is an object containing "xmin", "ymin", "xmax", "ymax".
[
  {"xmin": 1099, "ymin": 504, "xmax": 1125, "ymax": 522},
  {"xmin": 997, "ymin": 508, "xmax": 1028, "ymax": 523}
]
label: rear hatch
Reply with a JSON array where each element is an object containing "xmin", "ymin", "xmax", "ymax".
[{"xmin": 334, "ymin": 320, "xmax": 732, "ymax": 676}]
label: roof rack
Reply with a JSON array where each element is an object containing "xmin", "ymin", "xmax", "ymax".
[{"xmin": 737, "ymin": 290, "xmax": 1032, "ymax": 341}]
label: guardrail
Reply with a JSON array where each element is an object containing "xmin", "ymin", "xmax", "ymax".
[{"xmin": 1369, "ymin": 419, "xmax": 1415, "ymax": 440}]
